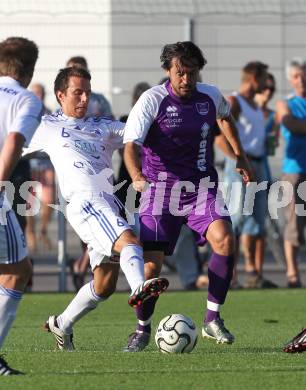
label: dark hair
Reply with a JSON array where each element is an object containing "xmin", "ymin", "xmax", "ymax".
[
  {"xmin": 242, "ymin": 61, "xmax": 268, "ymax": 81},
  {"xmin": 0, "ymin": 37, "xmax": 39, "ymax": 81},
  {"xmin": 160, "ymin": 41, "xmax": 207, "ymax": 70},
  {"xmin": 265, "ymin": 72, "xmax": 276, "ymax": 93},
  {"xmin": 132, "ymin": 82, "xmax": 151, "ymax": 104},
  {"xmin": 159, "ymin": 77, "xmax": 169, "ymax": 85},
  {"xmin": 54, "ymin": 67, "xmax": 91, "ymax": 104},
  {"xmin": 66, "ymin": 56, "xmax": 88, "ymax": 70},
  {"xmin": 266, "ymin": 72, "xmax": 275, "ymax": 85}
]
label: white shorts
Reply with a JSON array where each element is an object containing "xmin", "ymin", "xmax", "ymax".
[
  {"xmin": 0, "ymin": 209, "xmax": 28, "ymax": 264},
  {"xmin": 66, "ymin": 193, "xmax": 130, "ymax": 270}
]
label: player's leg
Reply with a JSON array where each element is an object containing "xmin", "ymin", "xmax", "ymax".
[
  {"xmin": 241, "ymin": 232, "xmax": 258, "ymax": 287},
  {"xmin": 242, "ymin": 160, "xmax": 274, "ymax": 288},
  {"xmin": 45, "ymin": 197, "xmax": 168, "ymax": 351},
  {"xmin": 124, "ymin": 214, "xmax": 180, "ymax": 352},
  {"xmin": 45, "ymin": 261, "xmax": 119, "ymax": 350},
  {"xmin": 0, "ymin": 259, "xmax": 32, "ymax": 345},
  {"xmin": 123, "ymin": 249, "xmax": 165, "ymax": 352},
  {"xmin": 0, "ymin": 210, "xmax": 32, "ymax": 375},
  {"xmin": 202, "ymin": 218, "xmax": 235, "ymax": 344},
  {"xmin": 283, "ymin": 174, "xmax": 304, "ymax": 287},
  {"xmin": 78, "ymin": 198, "xmax": 168, "ymax": 305},
  {"xmin": 112, "ymin": 229, "xmax": 168, "ymax": 307}
]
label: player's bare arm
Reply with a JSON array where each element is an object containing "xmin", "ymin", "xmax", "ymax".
[
  {"xmin": 123, "ymin": 142, "xmax": 147, "ymax": 192},
  {"xmin": 217, "ymin": 115, "xmax": 253, "ymax": 183},
  {"xmin": 214, "ymin": 134, "xmax": 236, "ymax": 160},
  {"xmin": 227, "ymin": 95, "xmax": 241, "ymax": 121},
  {"xmin": 276, "ymin": 99, "xmax": 306, "ymax": 135},
  {"xmin": 0, "ymin": 132, "xmax": 26, "ymax": 182}
]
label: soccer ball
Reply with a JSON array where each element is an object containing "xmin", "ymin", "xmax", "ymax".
[{"xmin": 155, "ymin": 314, "xmax": 198, "ymax": 353}]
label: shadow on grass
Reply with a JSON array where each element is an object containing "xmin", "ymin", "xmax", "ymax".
[
  {"xmin": 37, "ymin": 365, "xmax": 306, "ymax": 376},
  {"xmin": 202, "ymin": 346, "xmax": 281, "ymax": 354}
]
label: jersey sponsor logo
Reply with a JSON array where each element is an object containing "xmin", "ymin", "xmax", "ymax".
[
  {"xmin": 197, "ymin": 122, "xmax": 210, "ymax": 172},
  {"xmin": 166, "ymin": 105, "xmax": 178, "ymax": 113},
  {"xmin": 201, "ymin": 122, "xmax": 210, "ymax": 137},
  {"xmin": 0, "ymin": 86, "xmax": 18, "ymax": 95},
  {"xmin": 196, "ymin": 102, "xmax": 209, "ymax": 115},
  {"xmin": 163, "ymin": 117, "xmax": 183, "ymax": 128},
  {"xmin": 166, "ymin": 105, "xmax": 179, "ymax": 118},
  {"xmin": 75, "ymin": 139, "xmax": 98, "ymax": 154}
]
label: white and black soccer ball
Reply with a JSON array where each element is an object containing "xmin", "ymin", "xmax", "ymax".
[{"xmin": 155, "ymin": 314, "xmax": 198, "ymax": 353}]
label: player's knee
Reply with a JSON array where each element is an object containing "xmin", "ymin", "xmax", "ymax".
[
  {"xmin": 213, "ymin": 232, "xmax": 235, "ymax": 256},
  {"xmin": 125, "ymin": 231, "xmax": 142, "ymax": 247},
  {"xmin": 114, "ymin": 230, "xmax": 141, "ymax": 253}
]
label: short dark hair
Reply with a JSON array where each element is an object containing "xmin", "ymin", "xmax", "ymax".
[
  {"xmin": 0, "ymin": 37, "xmax": 39, "ymax": 81},
  {"xmin": 54, "ymin": 67, "xmax": 91, "ymax": 104},
  {"xmin": 132, "ymin": 82, "xmax": 151, "ymax": 104},
  {"xmin": 264, "ymin": 72, "xmax": 276, "ymax": 93},
  {"xmin": 266, "ymin": 72, "xmax": 276, "ymax": 87},
  {"xmin": 160, "ymin": 41, "xmax": 207, "ymax": 70},
  {"xmin": 242, "ymin": 61, "xmax": 268, "ymax": 81},
  {"xmin": 66, "ymin": 56, "xmax": 88, "ymax": 70}
]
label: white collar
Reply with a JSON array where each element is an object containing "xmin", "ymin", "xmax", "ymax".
[{"xmin": 0, "ymin": 76, "xmax": 21, "ymax": 87}]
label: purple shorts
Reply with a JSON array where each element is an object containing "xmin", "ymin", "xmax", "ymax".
[{"xmin": 139, "ymin": 184, "xmax": 231, "ymax": 255}]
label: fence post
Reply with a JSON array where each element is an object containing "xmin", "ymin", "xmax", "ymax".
[
  {"xmin": 57, "ymin": 188, "xmax": 67, "ymax": 292},
  {"xmin": 185, "ymin": 17, "xmax": 194, "ymax": 42}
]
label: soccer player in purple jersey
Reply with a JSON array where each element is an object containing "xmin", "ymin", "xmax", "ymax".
[{"xmin": 123, "ymin": 41, "xmax": 252, "ymax": 351}]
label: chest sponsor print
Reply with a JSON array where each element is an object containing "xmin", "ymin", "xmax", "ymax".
[{"xmin": 197, "ymin": 122, "xmax": 210, "ymax": 172}]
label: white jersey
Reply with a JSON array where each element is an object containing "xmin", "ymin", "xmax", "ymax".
[
  {"xmin": 24, "ymin": 111, "xmax": 125, "ymax": 201},
  {"xmin": 0, "ymin": 76, "xmax": 43, "ymax": 150},
  {"xmin": 0, "ymin": 76, "xmax": 42, "ymax": 264}
]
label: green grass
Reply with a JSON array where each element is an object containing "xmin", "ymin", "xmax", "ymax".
[{"xmin": 2, "ymin": 290, "xmax": 306, "ymax": 389}]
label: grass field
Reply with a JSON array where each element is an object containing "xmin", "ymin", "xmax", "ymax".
[{"xmin": 1, "ymin": 289, "xmax": 306, "ymax": 389}]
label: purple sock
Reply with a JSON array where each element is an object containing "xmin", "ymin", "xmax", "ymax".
[
  {"xmin": 204, "ymin": 252, "xmax": 234, "ymax": 324},
  {"xmin": 205, "ymin": 309, "xmax": 220, "ymax": 323},
  {"xmin": 135, "ymin": 296, "xmax": 159, "ymax": 333}
]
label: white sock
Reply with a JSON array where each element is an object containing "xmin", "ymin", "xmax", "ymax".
[
  {"xmin": 0, "ymin": 285, "xmax": 22, "ymax": 349},
  {"xmin": 120, "ymin": 244, "xmax": 145, "ymax": 293},
  {"xmin": 57, "ymin": 281, "xmax": 105, "ymax": 334},
  {"xmin": 207, "ymin": 300, "xmax": 221, "ymax": 312}
]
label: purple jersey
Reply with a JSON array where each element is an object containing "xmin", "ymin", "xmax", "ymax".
[{"xmin": 123, "ymin": 80, "xmax": 230, "ymax": 186}]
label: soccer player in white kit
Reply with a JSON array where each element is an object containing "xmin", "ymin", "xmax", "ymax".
[
  {"xmin": 23, "ymin": 67, "xmax": 168, "ymax": 351},
  {"xmin": 0, "ymin": 37, "xmax": 42, "ymax": 375}
]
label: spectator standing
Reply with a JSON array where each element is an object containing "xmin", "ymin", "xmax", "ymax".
[
  {"xmin": 276, "ymin": 58, "xmax": 306, "ymax": 288},
  {"xmin": 254, "ymin": 73, "xmax": 285, "ymax": 272},
  {"xmin": 221, "ymin": 61, "xmax": 276, "ymax": 288}
]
